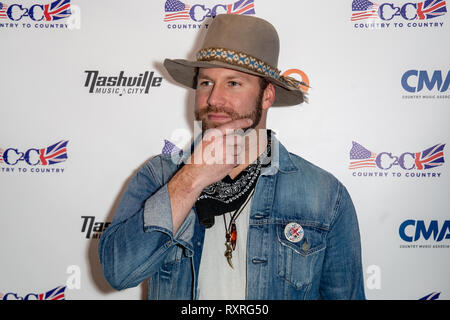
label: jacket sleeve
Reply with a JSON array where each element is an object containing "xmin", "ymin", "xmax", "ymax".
[
  {"xmin": 98, "ymin": 156, "xmax": 179, "ymax": 291},
  {"xmin": 319, "ymin": 183, "xmax": 366, "ymax": 300}
]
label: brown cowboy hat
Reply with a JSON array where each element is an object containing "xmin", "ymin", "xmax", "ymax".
[{"xmin": 163, "ymin": 14, "xmax": 307, "ymax": 106}]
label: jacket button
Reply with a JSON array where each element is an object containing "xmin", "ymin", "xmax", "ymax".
[
  {"xmin": 251, "ymin": 258, "xmax": 267, "ymax": 264},
  {"xmin": 252, "ymin": 213, "xmax": 267, "ymax": 219}
]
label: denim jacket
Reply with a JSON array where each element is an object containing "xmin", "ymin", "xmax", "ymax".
[{"xmin": 98, "ymin": 135, "xmax": 365, "ymax": 300}]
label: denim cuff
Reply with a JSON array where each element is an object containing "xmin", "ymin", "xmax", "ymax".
[
  {"xmin": 142, "ymin": 182, "xmax": 198, "ymax": 257},
  {"xmin": 143, "ymin": 183, "xmax": 174, "ymax": 237}
]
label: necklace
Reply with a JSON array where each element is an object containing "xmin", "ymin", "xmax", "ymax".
[
  {"xmin": 195, "ymin": 130, "xmax": 272, "ymax": 228},
  {"xmin": 223, "ymin": 188, "xmax": 255, "ymax": 269}
]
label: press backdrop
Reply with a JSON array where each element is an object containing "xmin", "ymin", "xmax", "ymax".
[{"xmin": 1, "ymin": 0, "xmax": 449, "ymax": 300}]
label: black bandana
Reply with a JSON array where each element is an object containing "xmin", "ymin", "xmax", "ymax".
[{"xmin": 195, "ymin": 130, "xmax": 272, "ymax": 228}]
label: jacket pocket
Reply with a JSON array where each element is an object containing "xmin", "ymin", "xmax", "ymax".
[{"xmin": 276, "ymin": 222, "xmax": 326, "ymax": 290}]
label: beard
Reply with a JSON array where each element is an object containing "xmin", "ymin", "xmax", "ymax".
[{"xmin": 194, "ymin": 90, "xmax": 264, "ymax": 132}]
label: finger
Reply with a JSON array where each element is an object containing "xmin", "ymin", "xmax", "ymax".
[
  {"xmin": 203, "ymin": 119, "xmax": 252, "ymax": 141},
  {"xmin": 223, "ymin": 144, "xmax": 244, "ymax": 165},
  {"xmin": 203, "ymin": 127, "xmax": 223, "ymax": 141},
  {"xmin": 216, "ymin": 118, "xmax": 253, "ymax": 135},
  {"xmin": 224, "ymin": 144, "xmax": 241, "ymax": 157},
  {"xmin": 224, "ymin": 133, "xmax": 244, "ymax": 147}
]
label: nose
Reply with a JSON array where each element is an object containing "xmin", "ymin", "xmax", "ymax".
[{"xmin": 207, "ymin": 83, "xmax": 226, "ymax": 107}]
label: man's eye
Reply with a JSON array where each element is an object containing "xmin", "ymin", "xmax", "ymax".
[
  {"xmin": 199, "ymin": 80, "xmax": 212, "ymax": 87},
  {"xmin": 229, "ymin": 81, "xmax": 240, "ymax": 87}
]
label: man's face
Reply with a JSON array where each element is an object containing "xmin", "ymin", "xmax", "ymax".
[{"xmin": 194, "ymin": 67, "xmax": 266, "ymax": 131}]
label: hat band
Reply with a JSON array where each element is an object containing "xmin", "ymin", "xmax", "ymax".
[
  {"xmin": 196, "ymin": 47, "xmax": 305, "ymax": 90},
  {"xmin": 197, "ymin": 47, "xmax": 281, "ymax": 80}
]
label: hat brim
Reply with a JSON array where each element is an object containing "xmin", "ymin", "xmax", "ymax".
[{"xmin": 163, "ymin": 58, "xmax": 305, "ymax": 106}]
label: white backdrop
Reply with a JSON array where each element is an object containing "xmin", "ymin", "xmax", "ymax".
[{"xmin": 1, "ymin": 0, "xmax": 449, "ymax": 300}]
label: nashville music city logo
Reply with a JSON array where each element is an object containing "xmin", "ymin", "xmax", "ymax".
[
  {"xmin": 81, "ymin": 216, "xmax": 110, "ymax": 239},
  {"xmin": 351, "ymin": 0, "xmax": 447, "ymax": 29},
  {"xmin": 349, "ymin": 141, "xmax": 445, "ymax": 178},
  {"xmin": 83, "ymin": 70, "xmax": 163, "ymax": 96},
  {"xmin": 164, "ymin": 0, "xmax": 255, "ymax": 30},
  {"xmin": 0, "ymin": 0, "xmax": 80, "ymax": 30},
  {"xmin": 0, "ymin": 140, "xmax": 68, "ymax": 173}
]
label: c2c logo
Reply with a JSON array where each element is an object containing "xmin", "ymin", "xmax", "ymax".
[
  {"xmin": 2, "ymin": 148, "xmax": 41, "ymax": 165},
  {"xmin": 4, "ymin": 0, "xmax": 71, "ymax": 22},
  {"xmin": 377, "ymin": 1, "xmax": 447, "ymax": 21},
  {"xmin": 0, "ymin": 141, "xmax": 68, "ymax": 166}
]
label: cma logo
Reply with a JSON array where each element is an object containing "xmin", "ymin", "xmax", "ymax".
[
  {"xmin": 399, "ymin": 220, "xmax": 450, "ymax": 242},
  {"xmin": 402, "ymin": 70, "xmax": 450, "ymax": 93}
]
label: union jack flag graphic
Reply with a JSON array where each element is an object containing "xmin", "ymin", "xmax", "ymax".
[
  {"xmin": 39, "ymin": 140, "xmax": 68, "ymax": 165},
  {"xmin": 349, "ymin": 141, "xmax": 377, "ymax": 169},
  {"xmin": 227, "ymin": 0, "xmax": 255, "ymax": 15},
  {"xmin": 415, "ymin": 143, "xmax": 445, "ymax": 170},
  {"xmin": 0, "ymin": 2, "xmax": 8, "ymax": 19},
  {"xmin": 164, "ymin": 0, "xmax": 191, "ymax": 22},
  {"xmin": 162, "ymin": 139, "xmax": 181, "ymax": 155},
  {"xmin": 43, "ymin": 0, "xmax": 71, "ymax": 21},
  {"xmin": 416, "ymin": 0, "xmax": 447, "ymax": 20},
  {"xmin": 38, "ymin": 286, "xmax": 66, "ymax": 300},
  {"xmin": 351, "ymin": 0, "xmax": 379, "ymax": 21}
]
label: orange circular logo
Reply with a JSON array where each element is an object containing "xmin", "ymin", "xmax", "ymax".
[{"xmin": 281, "ymin": 69, "xmax": 309, "ymax": 93}]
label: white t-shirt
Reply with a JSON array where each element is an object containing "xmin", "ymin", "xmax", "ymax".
[{"xmin": 197, "ymin": 196, "xmax": 252, "ymax": 300}]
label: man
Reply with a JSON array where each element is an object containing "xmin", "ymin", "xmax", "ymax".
[{"xmin": 98, "ymin": 14, "xmax": 365, "ymax": 300}]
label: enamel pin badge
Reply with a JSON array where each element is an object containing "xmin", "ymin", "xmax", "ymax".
[{"xmin": 284, "ymin": 222, "xmax": 304, "ymax": 243}]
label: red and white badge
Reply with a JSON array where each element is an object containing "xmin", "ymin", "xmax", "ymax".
[{"xmin": 284, "ymin": 222, "xmax": 304, "ymax": 243}]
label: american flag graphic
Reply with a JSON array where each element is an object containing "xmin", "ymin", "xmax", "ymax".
[
  {"xmin": 0, "ymin": 148, "xmax": 4, "ymax": 163},
  {"xmin": 43, "ymin": 0, "xmax": 71, "ymax": 21},
  {"xmin": 0, "ymin": 2, "xmax": 8, "ymax": 19},
  {"xmin": 164, "ymin": 0, "xmax": 191, "ymax": 22},
  {"xmin": 227, "ymin": 0, "xmax": 255, "ymax": 15},
  {"xmin": 417, "ymin": 0, "xmax": 447, "ymax": 20},
  {"xmin": 162, "ymin": 139, "xmax": 181, "ymax": 155},
  {"xmin": 38, "ymin": 286, "xmax": 66, "ymax": 300},
  {"xmin": 415, "ymin": 143, "xmax": 445, "ymax": 170},
  {"xmin": 349, "ymin": 141, "xmax": 377, "ymax": 169},
  {"xmin": 39, "ymin": 140, "xmax": 68, "ymax": 165},
  {"xmin": 351, "ymin": 0, "xmax": 379, "ymax": 21}
]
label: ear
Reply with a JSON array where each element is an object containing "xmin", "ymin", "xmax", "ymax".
[{"xmin": 262, "ymin": 83, "xmax": 276, "ymax": 110}]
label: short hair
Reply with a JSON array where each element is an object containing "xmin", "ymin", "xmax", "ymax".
[
  {"xmin": 259, "ymin": 77, "xmax": 270, "ymax": 92},
  {"xmin": 194, "ymin": 67, "xmax": 270, "ymax": 93}
]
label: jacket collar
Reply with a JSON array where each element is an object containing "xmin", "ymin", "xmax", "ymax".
[{"xmin": 261, "ymin": 131, "xmax": 298, "ymax": 176}]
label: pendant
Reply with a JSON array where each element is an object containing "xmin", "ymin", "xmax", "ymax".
[
  {"xmin": 224, "ymin": 242, "xmax": 234, "ymax": 269},
  {"xmin": 224, "ymin": 231, "xmax": 234, "ymax": 269},
  {"xmin": 230, "ymin": 222, "xmax": 237, "ymax": 250}
]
